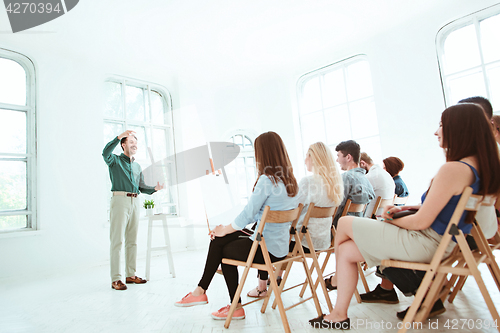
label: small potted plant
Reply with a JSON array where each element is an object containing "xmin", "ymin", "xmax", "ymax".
[{"xmin": 144, "ymin": 199, "xmax": 155, "ymax": 216}]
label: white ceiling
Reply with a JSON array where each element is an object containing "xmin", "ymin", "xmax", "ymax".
[{"xmin": 0, "ymin": 0, "xmax": 496, "ymax": 84}]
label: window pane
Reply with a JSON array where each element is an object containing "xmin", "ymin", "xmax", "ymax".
[
  {"xmin": 0, "ymin": 58, "xmax": 26, "ymax": 106},
  {"xmin": 356, "ymin": 136, "xmax": 382, "ymax": 165},
  {"xmin": 349, "ymin": 99, "xmax": 379, "ymax": 139},
  {"xmin": 324, "ymin": 105, "xmax": 351, "ymax": 146},
  {"xmin": 443, "ymin": 25, "xmax": 481, "ymax": 74},
  {"xmin": 0, "ymin": 215, "xmax": 27, "ymax": 231},
  {"xmin": 126, "ymin": 86, "xmax": 146, "ymax": 122},
  {"xmin": 323, "ymin": 69, "xmax": 346, "ymax": 108},
  {"xmin": 300, "ymin": 111, "xmax": 326, "ymax": 149},
  {"xmin": 236, "ymin": 158, "xmax": 247, "ymax": 197},
  {"xmin": 246, "ymin": 166, "xmax": 256, "ymax": 192},
  {"xmin": 346, "ymin": 61, "xmax": 373, "ymax": 101},
  {"xmin": 152, "ymin": 128, "xmax": 167, "ymax": 161},
  {"xmin": 129, "ymin": 125, "xmax": 150, "ymax": 166},
  {"xmin": 480, "ymin": 14, "xmax": 500, "ymax": 64},
  {"xmin": 243, "ymin": 136, "xmax": 252, "ymax": 149},
  {"xmin": 446, "ymin": 70, "xmax": 487, "ymax": 105},
  {"xmin": 104, "ymin": 82, "xmax": 123, "ymax": 118},
  {"xmin": 151, "ymin": 91, "xmax": 167, "ymax": 125},
  {"xmin": 0, "ymin": 109, "xmax": 26, "ymax": 154},
  {"xmin": 0, "ymin": 161, "xmax": 27, "ymax": 211},
  {"xmin": 103, "ymin": 122, "xmax": 124, "ymax": 155},
  {"xmin": 301, "ymin": 77, "xmax": 322, "ymax": 114},
  {"xmin": 486, "ymin": 63, "xmax": 500, "ymax": 112},
  {"xmin": 246, "ymin": 157, "xmax": 255, "ymax": 166},
  {"xmin": 233, "ymin": 135, "xmax": 243, "ymax": 148}
]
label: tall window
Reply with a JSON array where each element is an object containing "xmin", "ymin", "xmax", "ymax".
[
  {"xmin": 0, "ymin": 49, "xmax": 36, "ymax": 232},
  {"xmin": 103, "ymin": 78, "xmax": 178, "ymax": 215},
  {"xmin": 297, "ymin": 56, "xmax": 381, "ymax": 162},
  {"xmin": 437, "ymin": 5, "xmax": 500, "ymax": 112},
  {"xmin": 226, "ymin": 134, "xmax": 255, "ymax": 205}
]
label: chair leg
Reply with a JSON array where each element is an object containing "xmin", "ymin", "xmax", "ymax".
[
  {"xmin": 457, "ymin": 236, "xmax": 500, "ymax": 325},
  {"xmin": 300, "ymin": 257, "xmax": 323, "ymax": 316},
  {"xmin": 448, "ymin": 275, "xmax": 467, "ymax": 303},
  {"xmin": 415, "ymin": 272, "xmax": 447, "ymax": 322},
  {"xmin": 271, "ymin": 261, "xmax": 293, "ymax": 310},
  {"xmin": 397, "ymin": 269, "xmax": 437, "ymax": 333},
  {"xmin": 357, "ymin": 262, "xmax": 370, "ymax": 293},
  {"xmin": 267, "ymin": 268, "xmax": 291, "ymax": 333},
  {"xmin": 310, "ymin": 255, "xmax": 333, "ymax": 312},
  {"xmin": 224, "ymin": 265, "xmax": 252, "ymax": 329}
]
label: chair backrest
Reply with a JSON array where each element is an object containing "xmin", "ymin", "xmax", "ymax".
[
  {"xmin": 255, "ymin": 205, "xmax": 303, "ymax": 238},
  {"xmin": 369, "ymin": 196, "xmax": 394, "ymax": 219},
  {"xmin": 393, "ymin": 195, "xmax": 409, "ymax": 206},
  {"xmin": 288, "ymin": 203, "xmax": 338, "ymax": 256}
]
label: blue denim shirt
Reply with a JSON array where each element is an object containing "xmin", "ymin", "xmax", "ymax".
[
  {"xmin": 232, "ymin": 175, "xmax": 298, "ymax": 258},
  {"xmin": 393, "ymin": 175, "xmax": 409, "ymax": 198}
]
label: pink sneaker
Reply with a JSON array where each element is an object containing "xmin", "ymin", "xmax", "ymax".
[
  {"xmin": 211, "ymin": 304, "xmax": 245, "ymax": 320},
  {"xmin": 174, "ymin": 292, "xmax": 208, "ymax": 307}
]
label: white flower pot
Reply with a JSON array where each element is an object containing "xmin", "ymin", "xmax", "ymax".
[{"xmin": 146, "ymin": 206, "xmax": 154, "ymax": 216}]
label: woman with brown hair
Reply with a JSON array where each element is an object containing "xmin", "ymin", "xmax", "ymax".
[
  {"xmin": 247, "ymin": 141, "xmax": 344, "ymax": 297},
  {"xmin": 383, "ymin": 156, "xmax": 409, "ymax": 198},
  {"xmin": 309, "ymin": 103, "xmax": 500, "ymax": 329},
  {"xmin": 174, "ymin": 132, "xmax": 299, "ymax": 321},
  {"xmin": 492, "ymin": 115, "xmax": 500, "ymax": 146}
]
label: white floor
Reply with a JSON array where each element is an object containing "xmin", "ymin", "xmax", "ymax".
[{"xmin": 1, "ymin": 249, "xmax": 499, "ymax": 333}]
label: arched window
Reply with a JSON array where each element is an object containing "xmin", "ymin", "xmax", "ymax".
[
  {"xmin": 0, "ymin": 48, "xmax": 37, "ymax": 232},
  {"xmin": 297, "ymin": 55, "xmax": 382, "ymax": 163},
  {"xmin": 437, "ymin": 5, "xmax": 500, "ymax": 112},
  {"xmin": 226, "ymin": 133, "xmax": 256, "ymax": 205},
  {"xmin": 103, "ymin": 78, "xmax": 178, "ymax": 215}
]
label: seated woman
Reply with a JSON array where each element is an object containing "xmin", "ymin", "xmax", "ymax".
[
  {"xmin": 174, "ymin": 131, "xmax": 299, "ymax": 321},
  {"xmin": 309, "ymin": 103, "xmax": 500, "ymax": 329},
  {"xmin": 247, "ymin": 142, "xmax": 344, "ymax": 297},
  {"xmin": 383, "ymin": 156, "xmax": 409, "ymax": 199}
]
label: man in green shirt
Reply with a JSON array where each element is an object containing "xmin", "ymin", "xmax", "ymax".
[{"xmin": 103, "ymin": 130, "xmax": 164, "ymax": 290}]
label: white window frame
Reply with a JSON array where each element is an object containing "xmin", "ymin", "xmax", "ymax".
[
  {"xmin": 226, "ymin": 131, "xmax": 256, "ymax": 204},
  {"xmin": 436, "ymin": 4, "xmax": 500, "ymax": 111},
  {"xmin": 0, "ymin": 48, "xmax": 37, "ymax": 233},
  {"xmin": 103, "ymin": 77, "xmax": 178, "ymax": 216},
  {"xmin": 296, "ymin": 55, "xmax": 381, "ymax": 160}
]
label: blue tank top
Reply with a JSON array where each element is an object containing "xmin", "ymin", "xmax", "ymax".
[{"xmin": 421, "ymin": 161, "xmax": 480, "ymax": 237}]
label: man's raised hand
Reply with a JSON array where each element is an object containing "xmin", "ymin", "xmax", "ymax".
[{"xmin": 118, "ymin": 130, "xmax": 136, "ymax": 140}]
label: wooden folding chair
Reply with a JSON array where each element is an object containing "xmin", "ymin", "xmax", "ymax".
[
  {"xmin": 269, "ymin": 203, "xmax": 337, "ymax": 313},
  {"xmin": 381, "ymin": 187, "xmax": 500, "ymax": 333},
  {"xmin": 299, "ymin": 199, "xmax": 368, "ymax": 303},
  {"xmin": 368, "ymin": 196, "xmax": 394, "ymax": 219},
  {"xmin": 221, "ymin": 205, "xmax": 303, "ymax": 333},
  {"xmin": 393, "ymin": 195, "xmax": 409, "ymax": 206},
  {"xmin": 442, "ymin": 195, "xmax": 500, "ymax": 302}
]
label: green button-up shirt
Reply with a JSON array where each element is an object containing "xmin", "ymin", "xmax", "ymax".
[{"xmin": 102, "ymin": 137, "xmax": 156, "ymax": 195}]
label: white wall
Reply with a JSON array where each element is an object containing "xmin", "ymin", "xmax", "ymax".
[{"xmin": 0, "ymin": 0, "xmax": 498, "ymax": 281}]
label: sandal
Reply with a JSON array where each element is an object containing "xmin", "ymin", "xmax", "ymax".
[
  {"xmin": 324, "ymin": 276, "xmax": 337, "ymax": 291},
  {"xmin": 247, "ymin": 287, "xmax": 268, "ymax": 298}
]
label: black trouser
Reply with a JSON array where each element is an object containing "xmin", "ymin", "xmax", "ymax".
[
  {"xmin": 198, "ymin": 231, "xmax": 285, "ymax": 303},
  {"xmin": 289, "ymin": 240, "xmax": 311, "ymax": 254},
  {"xmin": 381, "ymin": 267, "xmax": 426, "ymax": 296}
]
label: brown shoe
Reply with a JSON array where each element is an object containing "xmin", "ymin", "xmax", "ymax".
[
  {"xmin": 126, "ymin": 276, "xmax": 147, "ymax": 284},
  {"xmin": 112, "ymin": 280, "xmax": 127, "ymax": 290}
]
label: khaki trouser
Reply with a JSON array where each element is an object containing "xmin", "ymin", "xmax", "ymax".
[{"xmin": 110, "ymin": 195, "xmax": 140, "ymax": 282}]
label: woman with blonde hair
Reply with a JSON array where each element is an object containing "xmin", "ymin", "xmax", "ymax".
[{"xmin": 247, "ymin": 142, "xmax": 344, "ymax": 297}]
